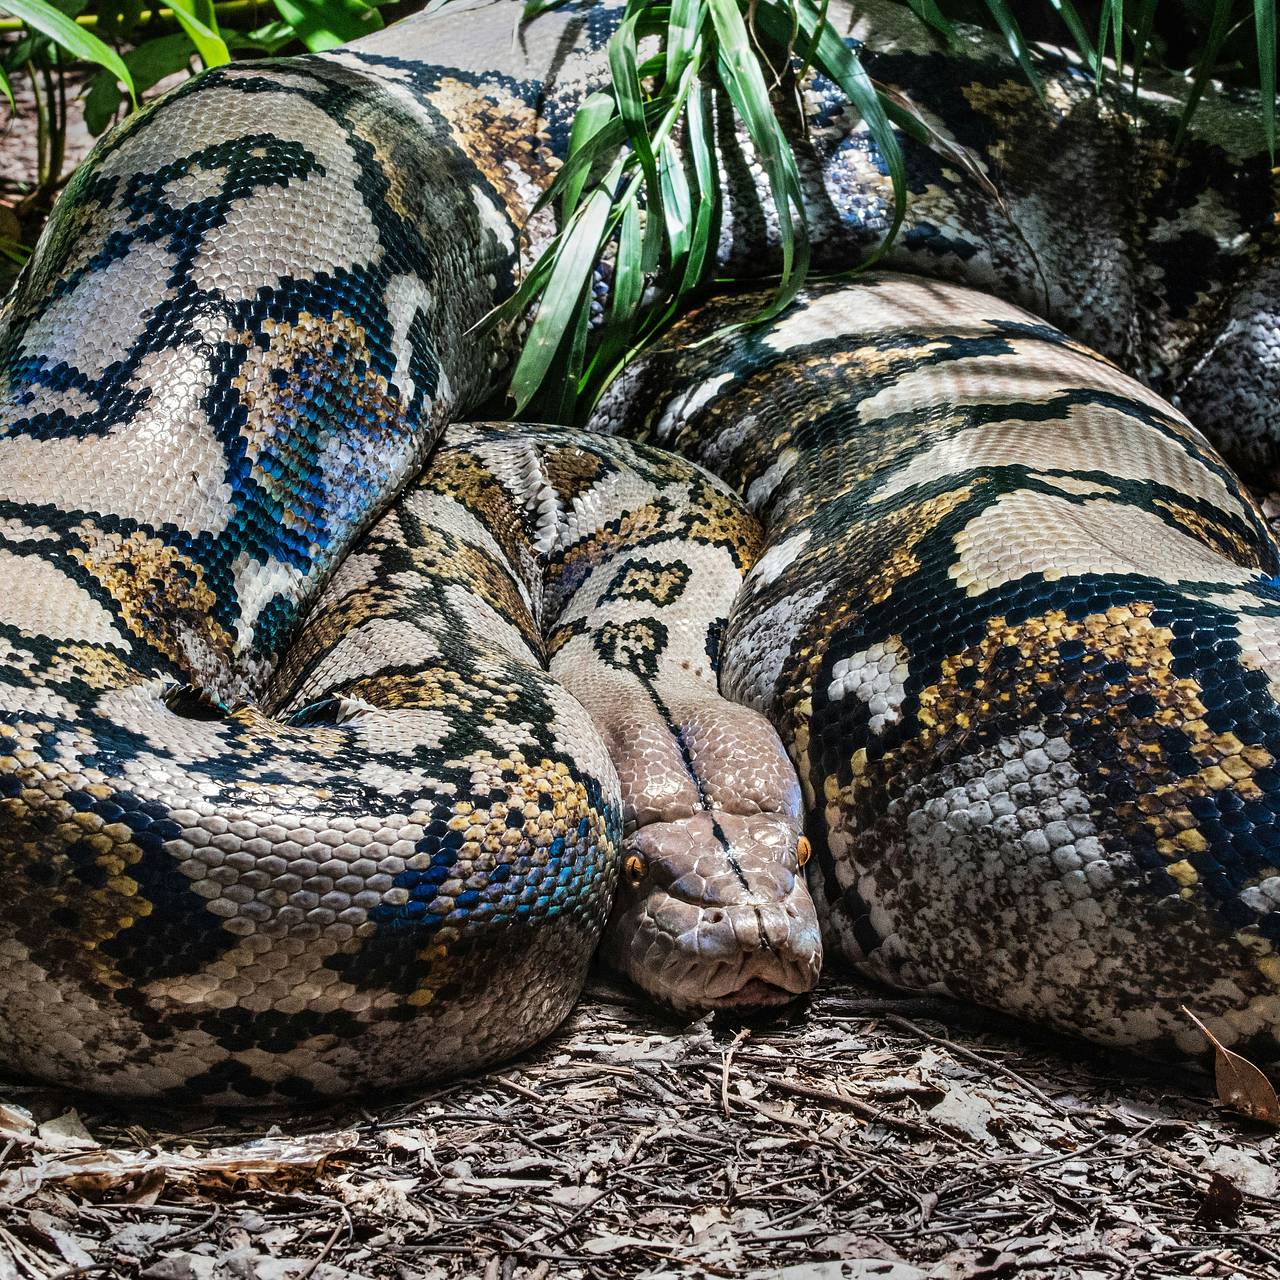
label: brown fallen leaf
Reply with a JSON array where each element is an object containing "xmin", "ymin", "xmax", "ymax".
[
  {"xmin": 1181, "ymin": 1006, "xmax": 1280, "ymax": 1127},
  {"xmin": 1194, "ymin": 1171, "xmax": 1244, "ymax": 1225}
]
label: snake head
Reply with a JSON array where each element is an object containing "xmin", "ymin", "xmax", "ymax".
[{"xmin": 599, "ymin": 811, "xmax": 822, "ymax": 1013}]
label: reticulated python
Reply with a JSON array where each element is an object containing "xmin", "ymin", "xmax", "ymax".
[{"xmin": 1, "ymin": 0, "xmax": 1277, "ymax": 1100}]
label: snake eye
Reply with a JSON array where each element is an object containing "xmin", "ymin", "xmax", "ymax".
[
  {"xmin": 796, "ymin": 836, "xmax": 812, "ymax": 868},
  {"xmin": 624, "ymin": 853, "xmax": 647, "ymax": 886}
]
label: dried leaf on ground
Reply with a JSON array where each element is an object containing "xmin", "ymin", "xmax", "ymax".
[
  {"xmin": 1182, "ymin": 1006, "xmax": 1280, "ymax": 1126},
  {"xmin": 1193, "ymin": 1170, "xmax": 1245, "ymax": 1224},
  {"xmin": 2, "ymin": 1128, "xmax": 360, "ymax": 1201}
]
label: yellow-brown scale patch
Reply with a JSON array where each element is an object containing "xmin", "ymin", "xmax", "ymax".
[
  {"xmin": 0, "ymin": 737, "xmax": 151, "ymax": 991},
  {"xmin": 419, "ymin": 448, "xmax": 534, "ymax": 575},
  {"xmin": 1152, "ymin": 497, "xmax": 1265, "ymax": 569},
  {"xmin": 544, "ymin": 446, "xmax": 610, "ymax": 508},
  {"xmin": 425, "ymin": 79, "xmax": 559, "ymax": 225},
  {"xmin": 337, "ymin": 662, "xmax": 529, "ymax": 720},
  {"xmin": 70, "ymin": 527, "xmax": 234, "ymax": 684},
  {"xmin": 683, "ymin": 479, "xmax": 763, "ymax": 568}
]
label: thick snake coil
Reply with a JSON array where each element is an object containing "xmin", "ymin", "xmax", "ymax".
[{"xmin": 1, "ymin": 0, "xmax": 1278, "ymax": 1099}]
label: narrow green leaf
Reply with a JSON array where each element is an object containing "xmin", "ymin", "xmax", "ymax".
[
  {"xmin": 708, "ymin": 0, "xmax": 810, "ymax": 319},
  {"xmin": 678, "ymin": 77, "xmax": 719, "ymax": 292},
  {"xmin": 794, "ymin": 0, "xmax": 828, "ymax": 86},
  {"xmin": 270, "ymin": 0, "xmax": 382, "ymax": 53},
  {"xmin": 538, "ymin": 272, "xmax": 593, "ymax": 424},
  {"xmin": 658, "ymin": 135, "xmax": 694, "ymax": 272},
  {"xmin": 561, "ymin": 91, "xmax": 617, "ymax": 219},
  {"xmin": 876, "ymin": 79, "xmax": 999, "ymax": 201},
  {"xmin": 666, "ymin": 0, "xmax": 705, "ymax": 79},
  {"xmin": 980, "ymin": 0, "xmax": 1045, "ymax": 99},
  {"xmin": 1096, "ymin": 0, "xmax": 1122, "ymax": 88},
  {"xmin": 0, "ymin": 0, "xmax": 136, "ymax": 105},
  {"xmin": 610, "ymin": 199, "xmax": 645, "ymax": 331},
  {"xmin": 83, "ymin": 68, "xmax": 122, "ymax": 134},
  {"xmin": 583, "ymin": 196, "xmax": 646, "ymax": 400},
  {"xmin": 509, "ymin": 180, "xmax": 615, "ymax": 413},
  {"xmin": 1256, "ymin": 0, "xmax": 1276, "ymax": 158},
  {"xmin": 760, "ymin": 0, "xmax": 910, "ymax": 259},
  {"xmin": 1046, "ymin": 0, "xmax": 1095, "ymax": 68},
  {"xmin": 528, "ymin": 110, "xmax": 645, "ymax": 224},
  {"xmin": 903, "ymin": 0, "xmax": 954, "ymax": 39},
  {"xmin": 609, "ymin": 9, "xmax": 662, "ymax": 219},
  {"xmin": 128, "ymin": 32, "xmax": 198, "ymax": 92},
  {"xmin": 165, "ymin": 0, "xmax": 229, "ymax": 68},
  {"xmin": 226, "ymin": 20, "xmax": 296, "ymax": 54},
  {"xmin": 1175, "ymin": 0, "xmax": 1234, "ymax": 147},
  {"xmin": 0, "ymin": 64, "xmax": 12, "ymax": 112},
  {"xmin": 0, "ymin": 235, "xmax": 30, "ymax": 267},
  {"xmin": 1129, "ymin": 0, "xmax": 1159, "ymax": 92}
]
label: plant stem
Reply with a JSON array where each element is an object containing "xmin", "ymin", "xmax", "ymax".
[
  {"xmin": 0, "ymin": 0, "xmax": 264, "ymax": 32},
  {"xmin": 28, "ymin": 59, "xmax": 47, "ymax": 194},
  {"xmin": 45, "ymin": 53, "xmax": 66, "ymax": 195}
]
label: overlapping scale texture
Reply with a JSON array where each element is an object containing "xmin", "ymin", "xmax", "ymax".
[
  {"xmin": 0, "ymin": 45, "xmax": 608, "ymax": 1099},
  {"xmin": 597, "ymin": 274, "xmax": 1280, "ymax": 1062}
]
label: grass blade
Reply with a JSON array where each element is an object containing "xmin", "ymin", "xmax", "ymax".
[
  {"xmin": 1129, "ymin": 0, "xmax": 1159, "ymax": 93},
  {"xmin": 1256, "ymin": 0, "xmax": 1276, "ymax": 157},
  {"xmin": 166, "ymin": 0, "xmax": 230, "ymax": 68},
  {"xmin": 561, "ymin": 90, "xmax": 618, "ymax": 218},
  {"xmin": 1175, "ymin": 0, "xmax": 1234, "ymax": 148},
  {"xmin": 875, "ymin": 79, "xmax": 999, "ymax": 201},
  {"xmin": 667, "ymin": 0, "xmax": 705, "ymax": 79},
  {"xmin": 508, "ymin": 179, "xmax": 616, "ymax": 413},
  {"xmin": 678, "ymin": 76, "xmax": 719, "ymax": 291},
  {"xmin": 610, "ymin": 9, "xmax": 661, "ymax": 207},
  {"xmin": 1046, "ymin": 0, "xmax": 1095, "ymax": 68},
  {"xmin": 270, "ymin": 0, "xmax": 382, "ymax": 52},
  {"xmin": 980, "ymin": 0, "xmax": 1044, "ymax": 99},
  {"xmin": 709, "ymin": 0, "xmax": 809, "ymax": 318},
  {"xmin": 0, "ymin": 0, "xmax": 136, "ymax": 105},
  {"xmin": 758, "ymin": 0, "xmax": 909, "ymax": 257},
  {"xmin": 1095, "ymin": 0, "xmax": 1122, "ymax": 89}
]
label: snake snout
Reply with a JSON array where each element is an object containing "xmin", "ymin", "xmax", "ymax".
[{"xmin": 600, "ymin": 811, "xmax": 822, "ymax": 1014}]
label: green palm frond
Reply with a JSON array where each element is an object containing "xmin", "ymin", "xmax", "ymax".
[{"xmin": 481, "ymin": 0, "xmax": 920, "ymax": 423}]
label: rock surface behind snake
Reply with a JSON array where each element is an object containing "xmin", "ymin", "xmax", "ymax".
[{"xmin": 0, "ymin": 0, "xmax": 1277, "ymax": 1095}]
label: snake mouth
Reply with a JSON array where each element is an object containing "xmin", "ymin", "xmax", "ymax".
[{"xmin": 701, "ymin": 977, "xmax": 800, "ymax": 1011}]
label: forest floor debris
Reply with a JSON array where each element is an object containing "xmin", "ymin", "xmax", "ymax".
[{"xmin": 2, "ymin": 971, "xmax": 1278, "ymax": 1280}]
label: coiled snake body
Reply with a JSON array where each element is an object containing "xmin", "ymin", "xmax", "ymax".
[{"xmin": 1, "ymin": 0, "xmax": 1278, "ymax": 1099}]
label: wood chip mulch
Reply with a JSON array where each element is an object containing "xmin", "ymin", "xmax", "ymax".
[{"xmin": 2, "ymin": 969, "xmax": 1278, "ymax": 1280}]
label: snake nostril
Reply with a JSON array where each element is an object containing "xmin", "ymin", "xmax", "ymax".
[
  {"xmin": 163, "ymin": 684, "xmax": 229, "ymax": 721},
  {"xmin": 706, "ymin": 908, "xmax": 725, "ymax": 926}
]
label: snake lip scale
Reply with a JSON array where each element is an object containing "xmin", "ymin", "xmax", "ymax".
[{"xmin": 0, "ymin": 0, "xmax": 1278, "ymax": 1101}]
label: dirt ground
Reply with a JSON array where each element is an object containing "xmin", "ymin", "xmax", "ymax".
[
  {"xmin": 2, "ymin": 967, "xmax": 1278, "ymax": 1280},
  {"xmin": 0, "ymin": 65, "xmax": 99, "ymax": 289},
  {"xmin": 1, "ymin": 55, "xmax": 1278, "ymax": 1280}
]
